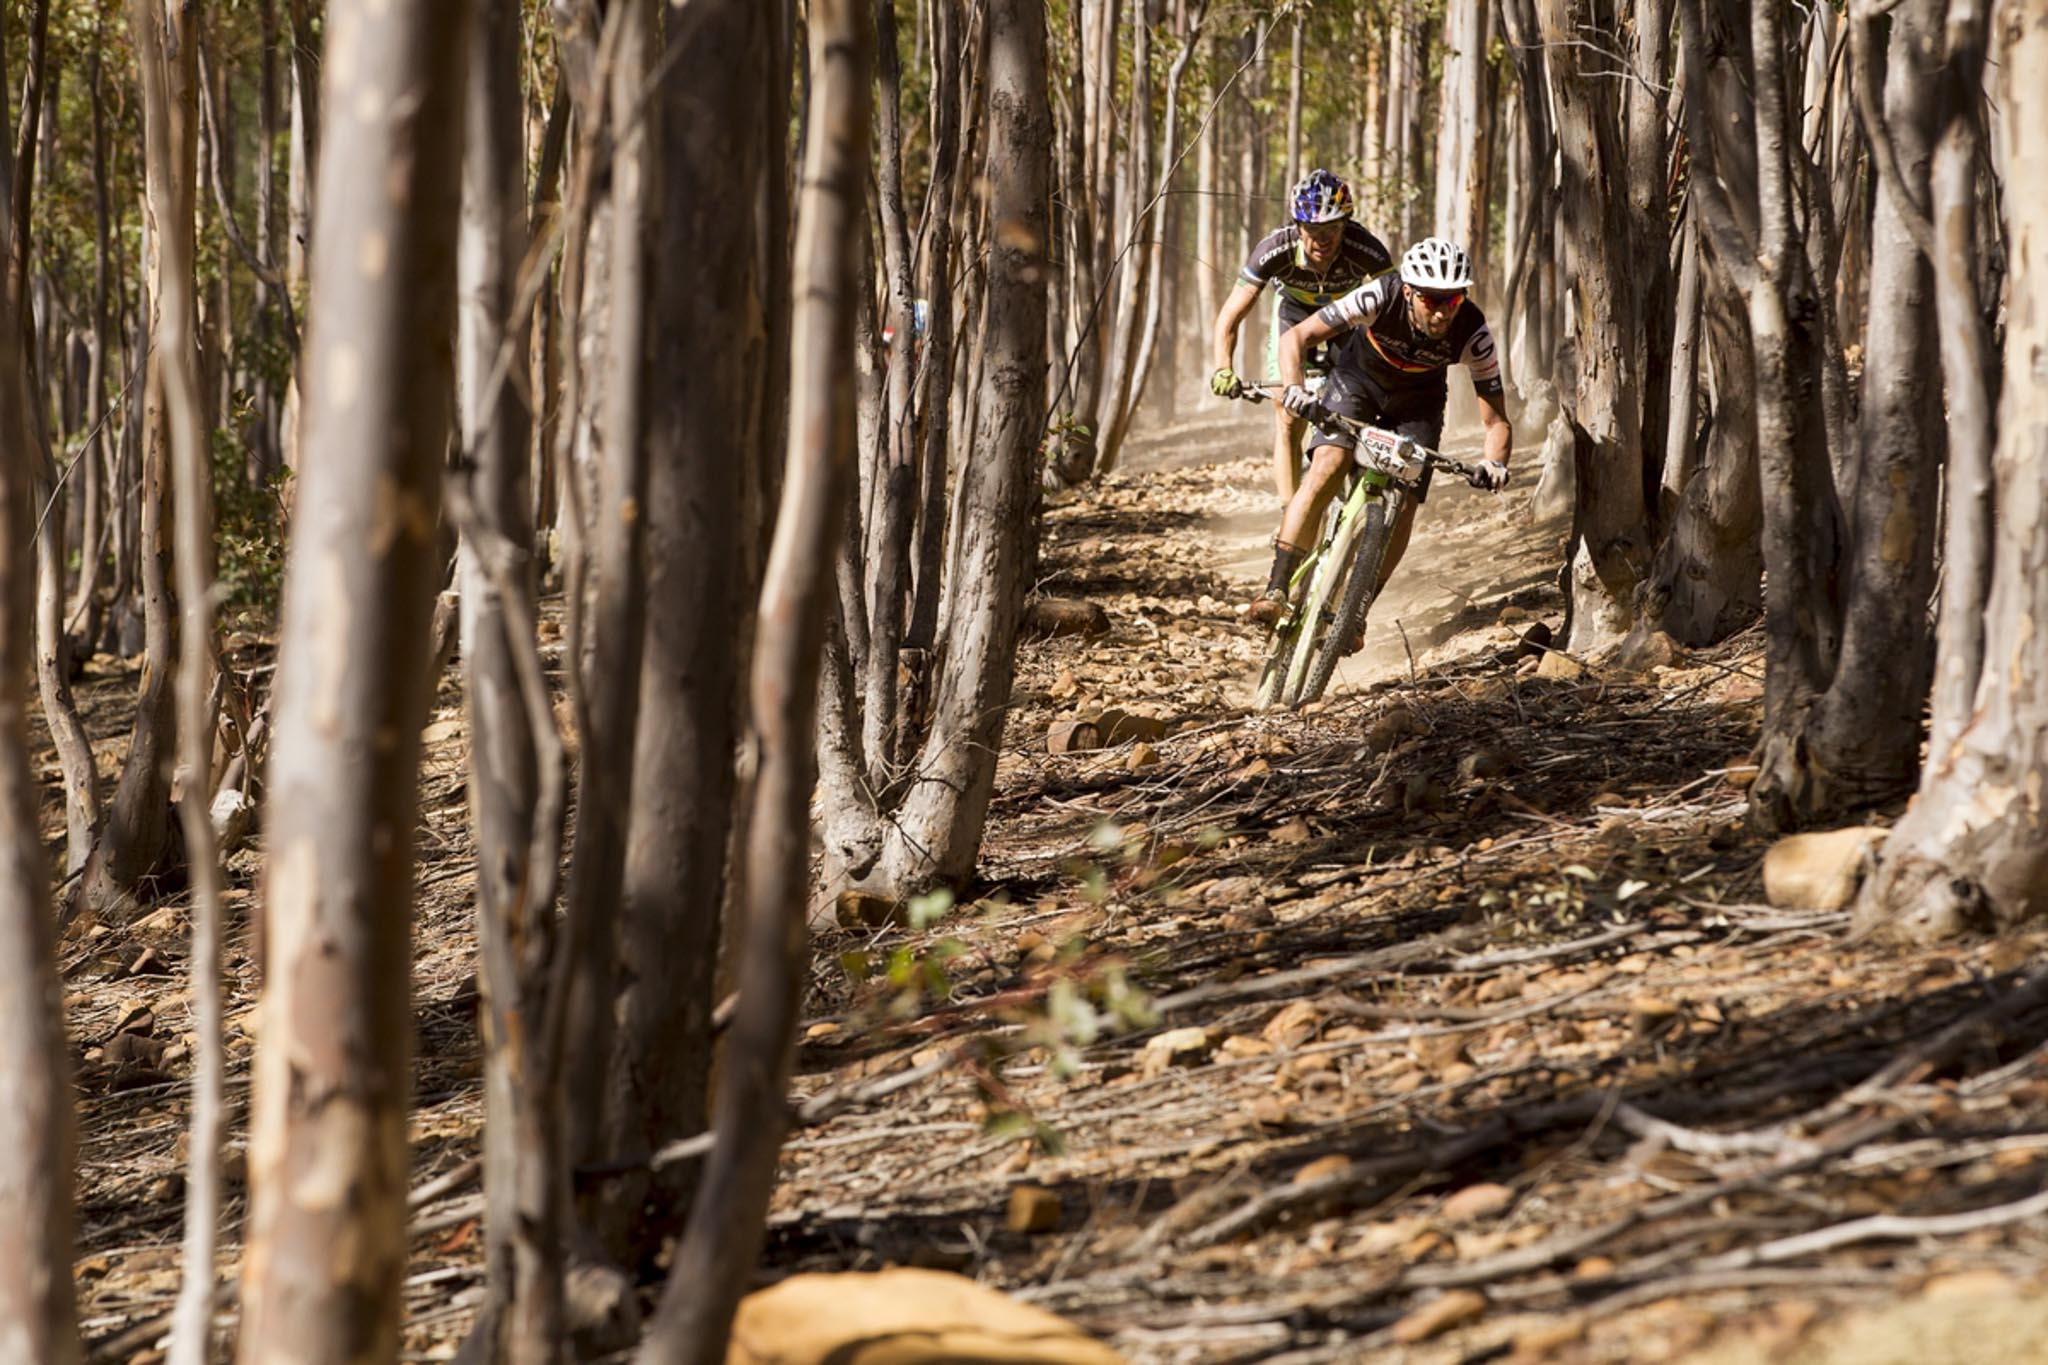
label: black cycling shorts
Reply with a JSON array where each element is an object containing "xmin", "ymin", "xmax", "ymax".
[{"xmin": 1307, "ymin": 365, "xmax": 1445, "ymax": 455}]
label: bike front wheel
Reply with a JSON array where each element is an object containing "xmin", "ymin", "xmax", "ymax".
[{"xmin": 1298, "ymin": 493, "xmax": 1398, "ymax": 706}]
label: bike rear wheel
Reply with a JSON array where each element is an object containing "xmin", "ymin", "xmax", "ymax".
[{"xmin": 1299, "ymin": 494, "xmax": 1397, "ymax": 706}]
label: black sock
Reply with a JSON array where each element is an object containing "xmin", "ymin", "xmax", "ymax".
[{"xmin": 1266, "ymin": 543, "xmax": 1304, "ymax": 594}]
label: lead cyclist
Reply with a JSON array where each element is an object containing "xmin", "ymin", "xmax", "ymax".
[{"xmin": 1248, "ymin": 237, "xmax": 1515, "ymax": 639}]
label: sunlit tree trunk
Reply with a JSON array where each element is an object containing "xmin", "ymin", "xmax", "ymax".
[
  {"xmin": 236, "ymin": 1, "xmax": 470, "ymax": 1357},
  {"xmin": 1857, "ymin": 0, "xmax": 2048, "ymax": 941},
  {"xmin": 125, "ymin": 1, "xmax": 231, "ymax": 1356},
  {"xmin": 1435, "ymin": 0, "xmax": 1495, "ymax": 276},
  {"xmin": 1922, "ymin": 0, "xmax": 1995, "ymax": 769}
]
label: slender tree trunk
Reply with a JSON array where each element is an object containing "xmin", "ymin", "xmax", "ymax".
[
  {"xmin": 862, "ymin": 0, "xmax": 922, "ymax": 780},
  {"xmin": 69, "ymin": 43, "xmax": 114, "ymax": 647},
  {"xmin": 1659, "ymin": 213, "xmax": 1704, "ymax": 517},
  {"xmin": 1797, "ymin": 0, "xmax": 1944, "ymax": 814},
  {"xmin": 1194, "ymin": 39, "xmax": 1219, "ymax": 334},
  {"xmin": 1627, "ymin": 0, "xmax": 1675, "ymax": 516},
  {"xmin": 81, "ymin": 0, "xmax": 191, "ymax": 920},
  {"xmin": 1284, "ymin": 16, "xmax": 1303, "ymax": 190},
  {"xmin": 125, "ymin": 0, "xmax": 230, "ymax": 1356},
  {"xmin": 1922, "ymin": 0, "xmax": 1995, "ymax": 770},
  {"xmin": 236, "ymin": 2, "xmax": 471, "ymax": 1357},
  {"xmin": 1744, "ymin": 0, "xmax": 1849, "ymax": 830},
  {"xmin": 1094, "ymin": 0, "xmax": 1152, "ymax": 469},
  {"xmin": 0, "ymin": 14, "xmax": 80, "ymax": 1353},
  {"xmin": 456, "ymin": 0, "xmax": 558, "ymax": 1356},
  {"xmin": 1858, "ymin": 0, "xmax": 2048, "ymax": 941},
  {"xmin": 559, "ymin": 0, "xmax": 656, "ymax": 1207},
  {"xmin": 1110, "ymin": 2, "xmax": 1207, "ymax": 473},
  {"xmin": 637, "ymin": 2, "xmax": 873, "ymax": 1359},
  {"xmin": 907, "ymin": 0, "xmax": 963, "ymax": 654}
]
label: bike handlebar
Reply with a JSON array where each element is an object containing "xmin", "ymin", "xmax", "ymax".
[{"xmin": 1231, "ymin": 383, "xmax": 1477, "ymax": 481}]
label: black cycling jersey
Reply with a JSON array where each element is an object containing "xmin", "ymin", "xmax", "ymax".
[
  {"xmin": 1239, "ymin": 221, "xmax": 1395, "ymax": 312},
  {"xmin": 1315, "ymin": 273, "xmax": 1506, "ymax": 411}
]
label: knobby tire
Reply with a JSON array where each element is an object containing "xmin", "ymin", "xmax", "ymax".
[{"xmin": 1300, "ymin": 494, "xmax": 1395, "ymax": 706}]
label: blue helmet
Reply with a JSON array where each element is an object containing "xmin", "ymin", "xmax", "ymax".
[{"xmin": 1291, "ymin": 169, "xmax": 1354, "ymax": 225}]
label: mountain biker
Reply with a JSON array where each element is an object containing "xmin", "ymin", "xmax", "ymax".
[
  {"xmin": 1248, "ymin": 237, "xmax": 1513, "ymax": 634},
  {"xmin": 1210, "ymin": 169, "xmax": 1394, "ymax": 502}
]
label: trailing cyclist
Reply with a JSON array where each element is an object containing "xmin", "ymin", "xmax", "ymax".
[
  {"xmin": 1209, "ymin": 169, "xmax": 1394, "ymax": 502},
  {"xmin": 1248, "ymin": 237, "xmax": 1514, "ymax": 633}
]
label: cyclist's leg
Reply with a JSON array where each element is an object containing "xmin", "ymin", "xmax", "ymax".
[
  {"xmin": 1265, "ymin": 298, "xmax": 1307, "ymax": 501},
  {"xmin": 1275, "ymin": 367, "xmax": 1366, "ymax": 550},
  {"xmin": 1370, "ymin": 411, "xmax": 1446, "ymax": 591}
]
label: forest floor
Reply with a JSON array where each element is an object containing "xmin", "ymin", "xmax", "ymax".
[{"xmin": 46, "ymin": 407, "xmax": 2048, "ymax": 1363}]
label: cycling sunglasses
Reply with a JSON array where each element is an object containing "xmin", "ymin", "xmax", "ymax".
[{"xmin": 1413, "ymin": 288, "xmax": 1465, "ymax": 311}]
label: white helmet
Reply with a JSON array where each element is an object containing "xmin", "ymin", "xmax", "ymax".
[{"xmin": 1399, "ymin": 237, "xmax": 1473, "ymax": 291}]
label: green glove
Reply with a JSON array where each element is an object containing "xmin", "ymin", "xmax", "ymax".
[{"xmin": 1210, "ymin": 367, "xmax": 1244, "ymax": 399}]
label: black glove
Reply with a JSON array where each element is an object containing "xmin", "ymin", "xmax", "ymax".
[
  {"xmin": 1281, "ymin": 384, "xmax": 1323, "ymax": 421},
  {"xmin": 1469, "ymin": 459, "xmax": 1510, "ymax": 491}
]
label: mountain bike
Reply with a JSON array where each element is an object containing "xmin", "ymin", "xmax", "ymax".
[{"xmin": 1236, "ymin": 387, "xmax": 1480, "ymax": 711}]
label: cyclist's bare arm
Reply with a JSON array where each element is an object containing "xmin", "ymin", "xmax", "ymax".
[
  {"xmin": 1278, "ymin": 312, "xmax": 1343, "ymax": 390},
  {"xmin": 1212, "ymin": 282, "xmax": 1262, "ymax": 372},
  {"xmin": 1478, "ymin": 389, "xmax": 1513, "ymax": 467}
]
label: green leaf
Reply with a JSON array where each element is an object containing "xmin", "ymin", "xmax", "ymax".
[{"xmin": 908, "ymin": 888, "xmax": 955, "ymax": 929}]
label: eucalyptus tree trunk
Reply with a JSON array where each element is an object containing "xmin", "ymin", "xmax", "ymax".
[
  {"xmin": 1858, "ymin": 0, "xmax": 2048, "ymax": 942},
  {"xmin": 861, "ymin": 0, "xmax": 922, "ymax": 781},
  {"xmin": 637, "ymin": 2, "xmax": 872, "ymax": 1359},
  {"xmin": 80, "ymin": 0, "xmax": 193, "ymax": 920},
  {"xmin": 456, "ymin": 0, "xmax": 559, "ymax": 1356},
  {"xmin": 1284, "ymin": 16, "xmax": 1303, "ymax": 190},
  {"xmin": 1626, "ymin": 0, "xmax": 1675, "ymax": 513},
  {"xmin": 906, "ymin": 0, "xmax": 964, "ymax": 654},
  {"xmin": 1194, "ymin": 39, "xmax": 1219, "ymax": 332},
  {"xmin": 1659, "ymin": 215, "xmax": 1704, "ymax": 517},
  {"xmin": 559, "ymin": 0, "xmax": 657, "ymax": 1204},
  {"xmin": 66, "ymin": 42, "xmax": 114, "ymax": 651},
  {"xmin": 1094, "ymin": 0, "xmax": 1152, "ymax": 470},
  {"xmin": 127, "ymin": 0, "xmax": 230, "ymax": 1356},
  {"xmin": 1922, "ymin": 0, "xmax": 1995, "ymax": 770},
  {"xmin": 1795, "ymin": 0, "xmax": 1945, "ymax": 815},
  {"xmin": 1111, "ymin": 1, "xmax": 1208, "ymax": 473},
  {"xmin": 1362, "ymin": 27, "xmax": 1386, "ymax": 222},
  {"xmin": 1498, "ymin": 0, "xmax": 1556, "ymax": 392},
  {"xmin": 7, "ymin": 0, "xmax": 95, "ymax": 878},
  {"xmin": 601, "ymin": 0, "xmax": 781, "ymax": 1273},
  {"xmin": 1539, "ymin": 0, "xmax": 1650, "ymax": 655},
  {"xmin": 236, "ymin": 2, "xmax": 470, "ymax": 1358},
  {"xmin": 1741, "ymin": 0, "xmax": 1850, "ymax": 830},
  {"xmin": 1434, "ymin": 0, "xmax": 1494, "ymax": 275},
  {"xmin": 0, "ymin": 28, "xmax": 80, "ymax": 1357}
]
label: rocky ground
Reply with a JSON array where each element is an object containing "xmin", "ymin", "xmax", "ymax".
[{"xmin": 51, "ymin": 409, "xmax": 2048, "ymax": 1362}]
